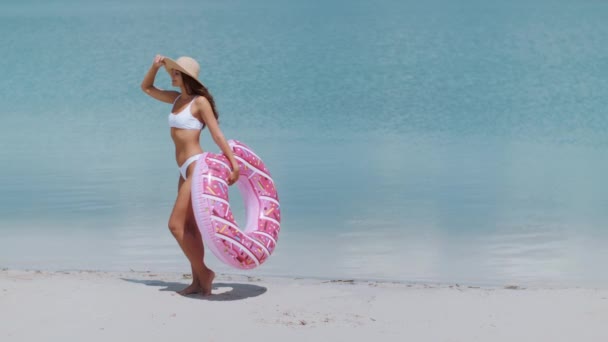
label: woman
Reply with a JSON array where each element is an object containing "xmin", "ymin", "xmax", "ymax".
[{"xmin": 140, "ymin": 55, "xmax": 240, "ymax": 296}]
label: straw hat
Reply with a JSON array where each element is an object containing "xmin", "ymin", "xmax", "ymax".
[{"xmin": 163, "ymin": 56, "xmax": 203, "ymax": 88}]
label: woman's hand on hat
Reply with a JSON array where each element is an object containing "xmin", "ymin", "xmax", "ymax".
[{"xmin": 153, "ymin": 54, "xmax": 166, "ymax": 68}]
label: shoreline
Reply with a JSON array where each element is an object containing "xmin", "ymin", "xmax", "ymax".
[
  {"xmin": 2, "ymin": 268, "xmax": 608, "ymax": 341},
  {"xmin": 1, "ymin": 266, "xmax": 603, "ymax": 291}
]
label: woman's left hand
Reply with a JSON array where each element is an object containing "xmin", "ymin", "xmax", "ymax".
[{"xmin": 228, "ymin": 167, "xmax": 240, "ymax": 185}]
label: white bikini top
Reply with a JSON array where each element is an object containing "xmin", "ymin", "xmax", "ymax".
[{"xmin": 168, "ymin": 95, "xmax": 204, "ymax": 130}]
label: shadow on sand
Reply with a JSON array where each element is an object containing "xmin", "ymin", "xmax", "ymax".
[{"xmin": 121, "ymin": 278, "xmax": 267, "ymax": 301}]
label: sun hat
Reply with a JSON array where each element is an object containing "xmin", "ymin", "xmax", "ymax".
[{"xmin": 163, "ymin": 56, "xmax": 203, "ymax": 88}]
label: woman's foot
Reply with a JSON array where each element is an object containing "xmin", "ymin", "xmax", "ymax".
[
  {"xmin": 200, "ymin": 269, "xmax": 215, "ymax": 296},
  {"xmin": 177, "ymin": 279, "xmax": 201, "ymax": 295}
]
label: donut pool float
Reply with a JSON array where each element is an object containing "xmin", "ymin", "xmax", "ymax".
[{"xmin": 191, "ymin": 140, "xmax": 281, "ymax": 269}]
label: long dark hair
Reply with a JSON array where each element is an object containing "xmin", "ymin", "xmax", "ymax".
[{"xmin": 182, "ymin": 73, "xmax": 219, "ymax": 129}]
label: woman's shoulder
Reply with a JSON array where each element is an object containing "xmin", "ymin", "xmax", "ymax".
[
  {"xmin": 194, "ymin": 95, "xmax": 210, "ymax": 105},
  {"xmin": 193, "ymin": 95, "xmax": 212, "ymax": 110}
]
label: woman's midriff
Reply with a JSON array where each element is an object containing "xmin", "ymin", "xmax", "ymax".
[{"xmin": 171, "ymin": 128, "xmax": 204, "ymax": 166}]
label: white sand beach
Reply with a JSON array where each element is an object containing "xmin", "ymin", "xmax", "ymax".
[{"xmin": 1, "ymin": 269, "xmax": 607, "ymax": 342}]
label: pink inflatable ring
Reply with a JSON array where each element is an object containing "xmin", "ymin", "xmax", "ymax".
[{"xmin": 191, "ymin": 140, "xmax": 281, "ymax": 269}]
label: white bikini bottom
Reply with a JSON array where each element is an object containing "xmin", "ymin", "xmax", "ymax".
[{"xmin": 179, "ymin": 153, "xmax": 203, "ymax": 180}]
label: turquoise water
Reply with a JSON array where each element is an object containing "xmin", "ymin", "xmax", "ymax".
[{"xmin": 1, "ymin": 0, "xmax": 608, "ymax": 287}]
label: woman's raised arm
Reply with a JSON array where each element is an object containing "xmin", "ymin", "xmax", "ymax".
[{"xmin": 140, "ymin": 55, "xmax": 179, "ymax": 104}]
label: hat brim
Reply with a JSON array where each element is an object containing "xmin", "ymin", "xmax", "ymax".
[{"xmin": 163, "ymin": 58, "xmax": 204, "ymax": 88}]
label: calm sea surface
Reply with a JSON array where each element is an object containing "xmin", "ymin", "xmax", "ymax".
[{"xmin": 1, "ymin": 0, "xmax": 607, "ymax": 287}]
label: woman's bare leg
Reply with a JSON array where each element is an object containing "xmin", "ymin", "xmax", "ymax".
[
  {"xmin": 169, "ymin": 173, "xmax": 213, "ymax": 295},
  {"xmin": 187, "ymin": 203, "xmax": 215, "ymax": 295},
  {"xmin": 172, "ymin": 176, "xmax": 200, "ymax": 294}
]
